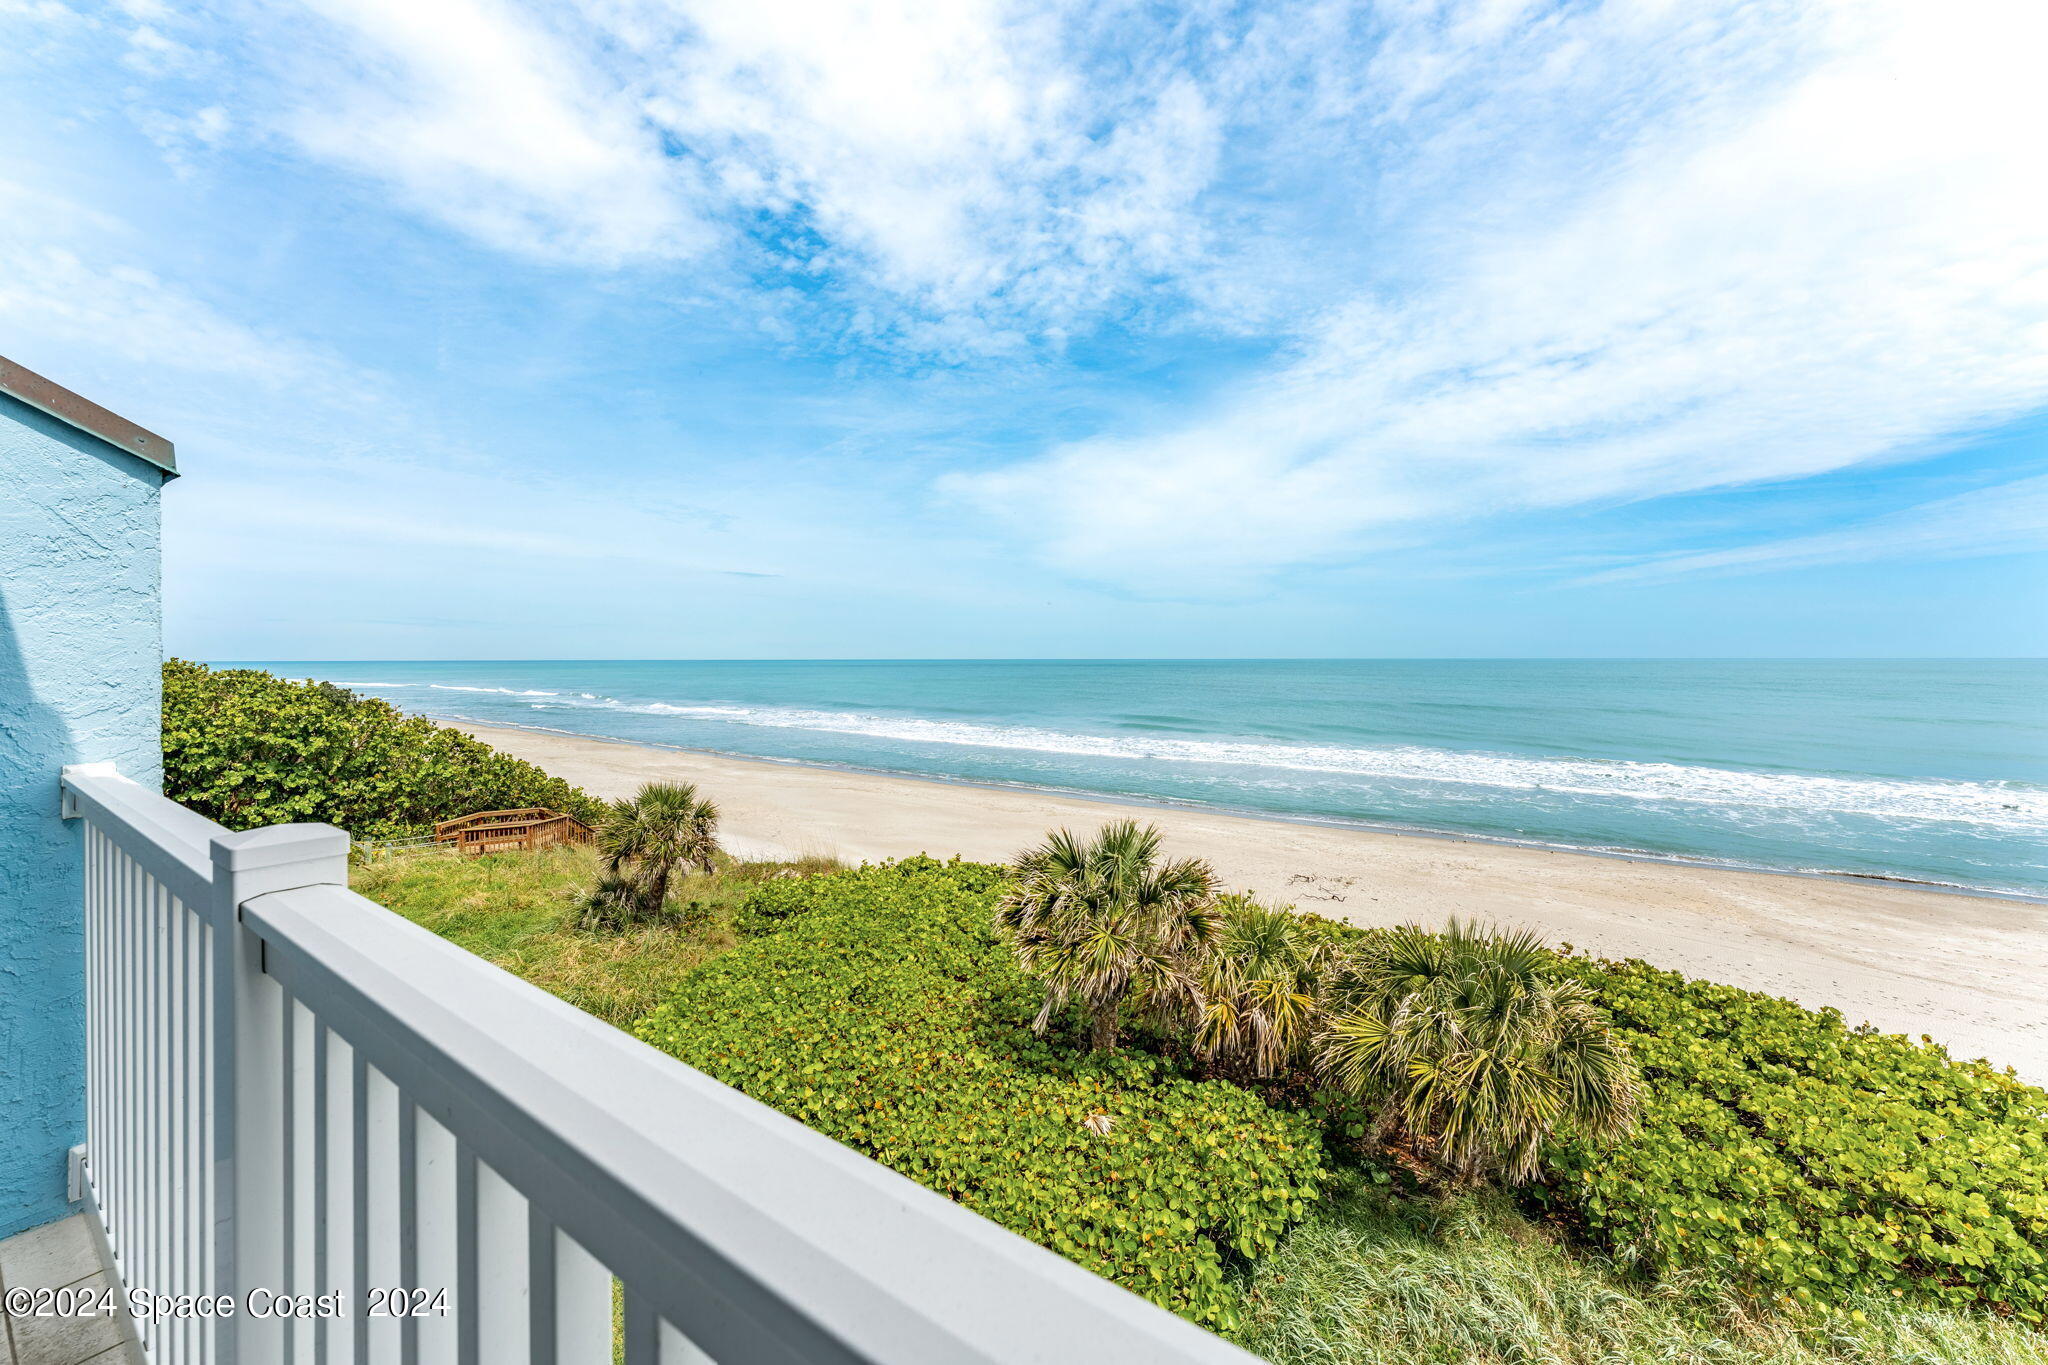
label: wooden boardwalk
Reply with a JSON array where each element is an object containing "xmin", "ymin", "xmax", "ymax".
[{"xmin": 433, "ymin": 807, "xmax": 594, "ymax": 856}]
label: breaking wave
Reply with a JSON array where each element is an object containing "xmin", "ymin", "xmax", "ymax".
[{"xmin": 490, "ymin": 691, "xmax": 2048, "ymax": 832}]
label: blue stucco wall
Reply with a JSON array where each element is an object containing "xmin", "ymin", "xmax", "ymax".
[{"xmin": 0, "ymin": 391, "xmax": 166, "ymax": 1240}]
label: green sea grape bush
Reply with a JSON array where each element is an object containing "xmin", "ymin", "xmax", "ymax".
[
  {"xmin": 162, "ymin": 660, "xmax": 604, "ymax": 839},
  {"xmin": 1538, "ymin": 955, "xmax": 2048, "ymax": 1323},
  {"xmin": 730, "ymin": 853, "xmax": 930, "ymax": 935},
  {"xmin": 634, "ymin": 857, "xmax": 1326, "ymax": 1333}
]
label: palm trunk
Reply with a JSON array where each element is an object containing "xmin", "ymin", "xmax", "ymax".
[
  {"xmin": 643, "ymin": 862, "xmax": 671, "ymax": 919},
  {"xmin": 1089, "ymin": 1007, "xmax": 1119, "ymax": 1053}
]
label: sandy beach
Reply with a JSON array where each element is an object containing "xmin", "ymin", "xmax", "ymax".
[{"xmin": 462, "ymin": 721, "xmax": 2048, "ymax": 1083}]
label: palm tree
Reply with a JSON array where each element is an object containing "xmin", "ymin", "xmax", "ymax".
[
  {"xmin": 1194, "ymin": 895, "xmax": 1335, "ymax": 1080},
  {"xmin": 591, "ymin": 781, "xmax": 722, "ymax": 923},
  {"xmin": 997, "ymin": 820, "xmax": 1218, "ymax": 1052},
  {"xmin": 1315, "ymin": 920, "xmax": 1638, "ymax": 1188}
]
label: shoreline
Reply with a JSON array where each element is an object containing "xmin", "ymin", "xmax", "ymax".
[
  {"xmin": 448, "ymin": 715, "xmax": 2044, "ymax": 905},
  {"xmin": 457, "ymin": 718, "xmax": 2048, "ymax": 1082}
]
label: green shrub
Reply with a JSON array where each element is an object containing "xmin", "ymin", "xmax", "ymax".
[
  {"xmin": 728, "ymin": 858, "xmax": 862, "ymax": 935},
  {"xmin": 634, "ymin": 857, "xmax": 1326, "ymax": 1334},
  {"xmin": 1537, "ymin": 956, "xmax": 2048, "ymax": 1323},
  {"xmin": 163, "ymin": 660, "xmax": 603, "ymax": 839}
]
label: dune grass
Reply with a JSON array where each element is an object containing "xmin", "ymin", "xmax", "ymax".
[
  {"xmin": 1239, "ymin": 1172, "xmax": 2048, "ymax": 1365},
  {"xmin": 349, "ymin": 843, "xmax": 838, "ymax": 1027}
]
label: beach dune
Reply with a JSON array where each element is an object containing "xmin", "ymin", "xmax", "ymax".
[{"xmin": 462, "ymin": 722, "xmax": 2048, "ymax": 1084}]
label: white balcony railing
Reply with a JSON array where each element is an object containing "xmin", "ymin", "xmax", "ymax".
[{"xmin": 61, "ymin": 765, "xmax": 1255, "ymax": 1364}]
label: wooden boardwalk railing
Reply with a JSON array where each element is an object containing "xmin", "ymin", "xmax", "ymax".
[{"xmin": 433, "ymin": 808, "xmax": 593, "ymax": 856}]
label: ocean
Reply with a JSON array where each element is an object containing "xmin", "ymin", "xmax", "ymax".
[{"xmin": 227, "ymin": 659, "xmax": 2048, "ymax": 899}]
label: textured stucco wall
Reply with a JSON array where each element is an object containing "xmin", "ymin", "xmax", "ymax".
[{"xmin": 0, "ymin": 390, "xmax": 165, "ymax": 1240}]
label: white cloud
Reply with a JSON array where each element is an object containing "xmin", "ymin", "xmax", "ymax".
[
  {"xmin": 1574, "ymin": 476, "xmax": 2048, "ymax": 586},
  {"xmin": 280, "ymin": 0, "xmax": 708, "ymax": 264},
  {"xmin": 194, "ymin": 0, "xmax": 1224, "ymax": 343},
  {"xmin": 951, "ymin": 0, "xmax": 2048, "ymax": 588},
  {"xmin": 618, "ymin": 0, "xmax": 1222, "ymax": 345}
]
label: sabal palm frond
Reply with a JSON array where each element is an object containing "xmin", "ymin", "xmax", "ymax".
[
  {"xmin": 1316, "ymin": 919, "xmax": 1638, "ymax": 1187},
  {"xmin": 1195, "ymin": 895, "xmax": 1335, "ymax": 1079},
  {"xmin": 576, "ymin": 871, "xmax": 643, "ymax": 933},
  {"xmin": 592, "ymin": 781, "xmax": 723, "ymax": 923},
  {"xmin": 998, "ymin": 820, "xmax": 1218, "ymax": 1052}
]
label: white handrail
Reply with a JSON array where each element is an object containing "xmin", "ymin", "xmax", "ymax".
[{"xmin": 62, "ymin": 765, "xmax": 1257, "ymax": 1364}]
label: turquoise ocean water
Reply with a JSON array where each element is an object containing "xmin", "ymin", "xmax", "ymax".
[{"xmin": 229, "ymin": 660, "xmax": 2048, "ymax": 899}]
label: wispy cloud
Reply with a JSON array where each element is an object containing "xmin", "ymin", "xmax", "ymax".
[
  {"xmin": 1575, "ymin": 475, "xmax": 2048, "ymax": 586},
  {"xmin": 222, "ymin": 0, "xmax": 1228, "ymax": 348},
  {"xmin": 949, "ymin": 0, "xmax": 2048, "ymax": 588},
  {"xmin": 623, "ymin": 0, "xmax": 1221, "ymax": 349},
  {"xmin": 278, "ymin": 0, "xmax": 709, "ymax": 264},
  {"xmin": 0, "ymin": 176, "xmax": 353, "ymax": 393}
]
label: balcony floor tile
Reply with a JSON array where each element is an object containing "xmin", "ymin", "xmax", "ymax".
[
  {"xmin": 0, "ymin": 1218, "xmax": 97, "ymax": 1294},
  {"xmin": 0, "ymin": 1218, "xmax": 140, "ymax": 1365}
]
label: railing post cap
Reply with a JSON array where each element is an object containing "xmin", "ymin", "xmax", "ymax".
[{"xmin": 210, "ymin": 823, "xmax": 351, "ymax": 873}]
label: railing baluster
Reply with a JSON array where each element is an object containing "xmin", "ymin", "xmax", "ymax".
[
  {"xmin": 83, "ymin": 826, "xmax": 98, "ymax": 1209},
  {"xmin": 132, "ymin": 850, "xmax": 145, "ymax": 1289},
  {"xmin": 150, "ymin": 873, "xmax": 167, "ymax": 1347},
  {"xmin": 110, "ymin": 846, "xmax": 124, "ymax": 1269},
  {"xmin": 120, "ymin": 848, "xmax": 136, "ymax": 1288},
  {"xmin": 170, "ymin": 883, "xmax": 187, "ymax": 1365},
  {"xmin": 210, "ymin": 866, "xmax": 234, "ymax": 1365},
  {"xmin": 313, "ymin": 1017, "xmax": 331, "ymax": 1365},
  {"xmin": 239, "ymin": 937, "xmax": 288, "ymax": 1364},
  {"xmin": 364, "ymin": 1064, "xmax": 402, "ymax": 1365},
  {"xmin": 179, "ymin": 883, "xmax": 194, "ymax": 1365},
  {"xmin": 326, "ymin": 1031, "xmax": 358, "ymax": 1365},
  {"xmin": 290, "ymin": 999, "xmax": 321, "ymax": 1365},
  {"xmin": 413, "ymin": 1109, "xmax": 458, "ymax": 1365},
  {"xmin": 201, "ymin": 916, "xmax": 218, "ymax": 1365},
  {"xmin": 353, "ymin": 1050, "xmax": 373, "ymax": 1365},
  {"xmin": 186, "ymin": 885, "xmax": 202, "ymax": 1365},
  {"xmin": 82, "ymin": 828, "xmax": 94, "ymax": 1194},
  {"xmin": 282, "ymin": 988, "xmax": 299, "ymax": 1365},
  {"xmin": 554, "ymin": 1233, "xmax": 611, "ymax": 1365},
  {"xmin": 473, "ymin": 1161, "xmax": 528, "ymax": 1364}
]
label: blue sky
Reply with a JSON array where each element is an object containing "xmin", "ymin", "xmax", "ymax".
[{"xmin": 3, "ymin": 0, "xmax": 2044, "ymax": 659}]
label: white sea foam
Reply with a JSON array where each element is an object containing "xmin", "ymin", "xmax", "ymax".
[
  {"xmin": 502, "ymin": 691, "xmax": 2048, "ymax": 832},
  {"xmin": 427, "ymin": 684, "xmax": 560, "ymax": 697}
]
